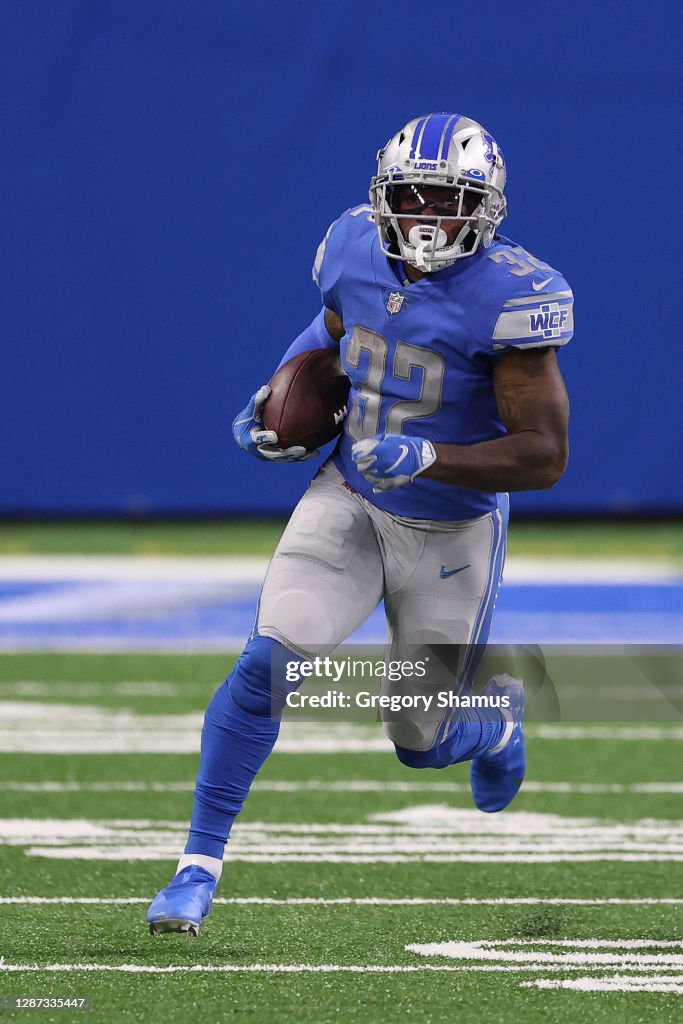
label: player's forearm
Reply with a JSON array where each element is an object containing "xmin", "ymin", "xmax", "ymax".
[
  {"xmin": 424, "ymin": 431, "xmax": 568, "ymax": 492},
  {"xmin": 275, "ymin": 308, "xmax": 340, "ymax": 371}
]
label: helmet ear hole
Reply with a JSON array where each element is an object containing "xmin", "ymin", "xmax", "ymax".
[{"xmin": 461, "ymin": 228, "xmax": 478, "ymax": 253}]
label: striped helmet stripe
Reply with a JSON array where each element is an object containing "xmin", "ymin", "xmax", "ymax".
[
  {"xmin": 438, "ymin": 114, "xmax": 461, "ymax": 160},
  {"xmin": 417, "ymin": 113, "xmax": 452, "ymax": 160},
  {"xmin": 409, "ymin": 116, "xmax": 428, "ymax": 159}
]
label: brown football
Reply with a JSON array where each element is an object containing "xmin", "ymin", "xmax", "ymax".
[{"xmin": 263, "ymin": 349, "xmax": 351, "ymax": 450}]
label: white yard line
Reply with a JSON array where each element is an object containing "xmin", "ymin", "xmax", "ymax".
[
  {"xmin": 0, "ymin": 961, "xmax": 681, "ymax": 979},
  {"xmin": 2, "ymin": 702, "xmax": 683, "ymax": 754},
  {"xmin": 0, "ymin": 557, "xmax": 270, "ymax": 582},
  {"xmin": 527, "ymin": 725, "xmax": 683, "ymax": 741},
  {"xmin": 493, "ymin": 940, "xmax": 683, "ymax": 948},
  {"xmin": 0, "ymin": 555, "xmax": 678, "ymax": 584},
  {"xmin": 0, "ymin": 961, "xmax": 676, "ymax": 975},
  {"xmin": 3, "ymin": 808, "xmax": 683, "ymax": 863},
  {"xmin": 0, "ymin": 963, "xmax": 596, "ymax": 974},
  {"xmin": 2, "ymin": 779, "xmax": 682, "ymax": 795},
  {"xmin": 406, "ymin": 938, "xmax": 683, "ymax": 990},
  {"xmin": 1, "ymin": 897, "xmax": 682, "ymax": 906},
  {"xmin": 2, "ymin": 681, "xmax": 681, "ymax": 702},
  {"xmin": 409, "ymin": 936, "xmax": 683, "ymax": 954},
  {"xmin": 0, "ymin": 682, "xmax": 183, "ymax": 698},
  {"xmin": 523, "ymin": 976, "xmax": 683, "ymax": 993},
  {"xmin": 26, "ymin": 851, "xmax": 683, "ymax": 863}
]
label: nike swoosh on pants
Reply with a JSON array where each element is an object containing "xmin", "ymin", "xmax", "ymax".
[{"xmin": 440, "ymin": 564, "xmax": 471, "ymax": 578}]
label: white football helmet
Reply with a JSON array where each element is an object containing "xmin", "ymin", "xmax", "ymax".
[{"xmin": 369, "ymin": 112, "xmax": 507, "ymax": 272}]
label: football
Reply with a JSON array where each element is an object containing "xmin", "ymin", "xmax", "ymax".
[{"xmin": 263, "ymin": 349, "xmax": 351, "ymax": 450}]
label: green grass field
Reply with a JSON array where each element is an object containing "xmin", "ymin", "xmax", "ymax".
[
  {"xmin": 0, "ymin": 522, "xmax": 681, "ymax": 1022},
  {"xmin": 1, "ymin": 652, "xmax": 682, "ymax": 1022},
  {"xmin": 0, "ymin": 519, "xmax": 682, "ymax": 561}
]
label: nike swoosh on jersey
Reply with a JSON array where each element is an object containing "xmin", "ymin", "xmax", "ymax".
[
  {"xmin": 439, "ymin": 564, "xmax": 471, "ymax": 578},
  {"xmin": 531, "ymin": 276, "xmax": 554, "ymax": 291}
]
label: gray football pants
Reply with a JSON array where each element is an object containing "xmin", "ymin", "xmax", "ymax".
[{"xmin": 257, "ymin": 461, "xmax": 508, "ymax": 750}]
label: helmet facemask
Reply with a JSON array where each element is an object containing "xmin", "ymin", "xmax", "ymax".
[{"xmin": 370, "ymin": 172, "xmax": 506, "ymax": 273}]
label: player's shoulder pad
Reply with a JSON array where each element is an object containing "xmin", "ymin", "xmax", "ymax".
[
  {"xmin": 483, "ymin": 236, "xmax": 574, "ymax": 351},
  {"xmin": 312, "ymin": 205, "xmax": 374, "ymax": 286}
]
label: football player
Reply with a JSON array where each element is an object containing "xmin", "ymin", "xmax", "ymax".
[{"xmin": 147, "ymin": 112, "xmax": 572, "ymax": 935}]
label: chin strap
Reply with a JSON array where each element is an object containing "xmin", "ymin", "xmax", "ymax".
[{"xmin": 413, "ymin": 240, "xmax": 431, "ymax": 272}]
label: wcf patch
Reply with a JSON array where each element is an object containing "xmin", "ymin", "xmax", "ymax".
[{"xmin": 528, "ymin": 302, "xmax": 569, "ymax": 339}]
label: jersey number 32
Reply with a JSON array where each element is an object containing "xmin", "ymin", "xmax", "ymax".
[{"xmin": 344, "ymin": 326, "xmax": 446, "ymax": 441}]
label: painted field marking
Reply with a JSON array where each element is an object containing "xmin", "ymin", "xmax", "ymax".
[
  {"xmin": 0, "ymin": 960, "xmax": 679, "ymax": 977},
  {"xmin": 2, "ymin": 681, "xmax": 680, "ymax": 702},
  {"xmin": 2, "ymin": 779, "xmax": 682, "ymax": 795},
  {"xmin": 523, "ymin": 976, "xmax": 683, "ymax": 993},
  {"xmin": 0, "ymin": 962, "xmax": 623, "ymax": 975},
  {"xmin": 530, "ymin": 725, "xmax": 683, "ymax": 741},
  {"xmin": 2, "ymin": 702, "xmax": 683, "ymax": 754},
  {"xmin": 2, "ymin": 807, "xmax": 682, "ymax": 863},
  {"xmin": 0, "ymin": 682, "xmax": 183, "ymax": 698},
  {"xmin": 0, "ymin": 959, "xmax": 681, "ymax": 989},
  {"xmin": 0, "ymin": 556, "xmax": 681, "ymax": 649},
  {"xmin": 407, "ymin": 938, "xmax": 683, "ymax": 993},
  {"xmin": 0, "ymin": 555, "xmax": 677, "ymax": 584},
  {"xmin": 0, "ymin": 705, "xmax": 387, "ymax": 753},
  {"xmin": 0, "ymin": 556, "xmax": 271, "ymax": 581},
  {"xmin": 407, "ymin": 939, "xmax": 683, "ymax": 963},
  {"xmin": 1, "ymin": 897, "xmax": 682, "ymax": 907}
]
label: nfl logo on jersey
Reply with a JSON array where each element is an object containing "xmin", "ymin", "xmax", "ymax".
[{"xmin": 386, "ymin": 292, "xmax": 404, "ymax": 315}]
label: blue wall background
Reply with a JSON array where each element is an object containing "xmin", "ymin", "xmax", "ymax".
[{"xmin": 2, "ymin": 0, "xmax": 681, "ymax": 516}]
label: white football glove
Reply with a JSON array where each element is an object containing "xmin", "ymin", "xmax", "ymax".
[
  {"xmin": 351, "ymin": 433, "xmax": 437, "ymax": 491},
  {"xmin": 232, "ymin": 386, "xmax": 318, "ymax": 462}
]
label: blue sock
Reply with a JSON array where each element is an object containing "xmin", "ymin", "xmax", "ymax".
[
  {"xmin": 395, "ymin": 707, "xmax": 507, "ymax": 770},
  {"xmin": 184, "ymin": 635, "xmax": 299, "ymax": 858}
]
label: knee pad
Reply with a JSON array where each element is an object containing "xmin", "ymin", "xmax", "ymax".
[{"xmin": 227, "ymin": 635, "xmax": 301, "ymax": 717}]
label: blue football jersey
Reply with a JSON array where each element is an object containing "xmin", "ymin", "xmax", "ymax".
[{"xmin": 313, "ymin": 205, "xmax": 574, "ymax": 520}]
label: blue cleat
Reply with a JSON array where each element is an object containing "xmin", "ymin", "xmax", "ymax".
[
  {"xmin": 470, "ymin": 674, "xmax": 525, "ymax": 813},
  {"xmin": 147, "ymin": 865, "xmax": 218, "ymax": 936}
]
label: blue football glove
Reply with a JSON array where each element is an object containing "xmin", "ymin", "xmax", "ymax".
[
  {"xmin": 232, "ymin": 386, "xmax": 318, "ymax": 462},
  {"xmin": 351, "ymin": 433, "xmax": 437, "ymax": 491}
]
